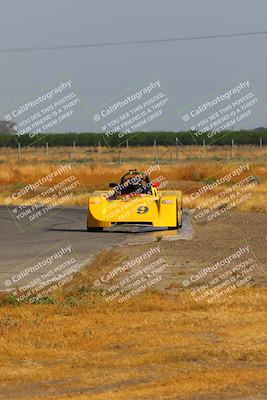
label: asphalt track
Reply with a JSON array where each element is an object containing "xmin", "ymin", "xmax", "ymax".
[{"xmin": 0, "ymin": 206, "xmax": 193, "ymax": 290}]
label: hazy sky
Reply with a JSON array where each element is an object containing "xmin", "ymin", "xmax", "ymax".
[{"xmin": 0, "ymin": 0, "xmax": 266, "ymax": 132}]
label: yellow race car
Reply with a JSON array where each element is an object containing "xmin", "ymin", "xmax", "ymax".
[{"xmin": 87, "ymin": 169, "xmax": 183, "ymax": 231}]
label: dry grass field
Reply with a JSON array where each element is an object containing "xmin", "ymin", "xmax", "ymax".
[
  {"xmin": 0, "ymin": 254, "xmax": 267, "ymax": 399},
  {"xmin": 0, "ymin": 144, "xmax": 266, "ymax": 399},
  {"xmin": 1, "ymin": 290, "xmax": 267, "ymax": 400},
  {"xmin": 0, "ymin": 145, "xmax": 267, "ymax": 212}
]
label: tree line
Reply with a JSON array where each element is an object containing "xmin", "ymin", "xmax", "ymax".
[{"xmin": 0, "ymin": 129, "xmax": 266, "ymax": 147}]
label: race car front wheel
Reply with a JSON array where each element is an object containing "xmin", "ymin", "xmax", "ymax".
[
  {"xmin": 177, "ymin": 206, "xmax": 183, "ymax": 227},
  {"xmin": 177, "ymin": 209, "xmax": 183, "ymax": 228},
  {"xmin": 87, "ymin": 227, "xmax": 104, "ymax": 232}
]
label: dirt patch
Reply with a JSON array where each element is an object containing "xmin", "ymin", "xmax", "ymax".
[{"xmin": 118, "ymin": 211, "xmax": 267, "ymax": 290}]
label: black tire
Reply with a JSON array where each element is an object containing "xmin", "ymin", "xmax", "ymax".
[
  {"xmin": 177, "ymin": 197, "xmax": 183, "ymax": 228},
  {"xmin": 177, "ymin": 209, "xmax": 183, "ymax": 228},
  {"xmin": 168, "ymin": 202, "xmax": 182, "ymax": 230},
  {"xmin": 87, "ymin": 227, "xmax": 103, "ymax": 232}
]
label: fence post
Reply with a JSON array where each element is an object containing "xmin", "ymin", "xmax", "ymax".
[
  {"xmin": 154, "ymin": 139, "xmax": 157, "ymax": 162},
  {"xmin": 231, "ymin": 138, "xmax": 234, "ymax": 158},
  {"xmin": 260, "ymin": 138, "xmax": 263, "ymax": 150},
  {"xmin": 175, "ymin": 137, "xmax": 179, "ymax": 161},
  {"xmin": 18, "ymin": 143, "xmax": 21, "ymax": 161},
  {"xmin": 46, "ymin": 142, "xmax": 49, "ymax": 162},
  {"xmin": 203, "ymin": 139, "xmax": 206, "ymax": 160}
]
